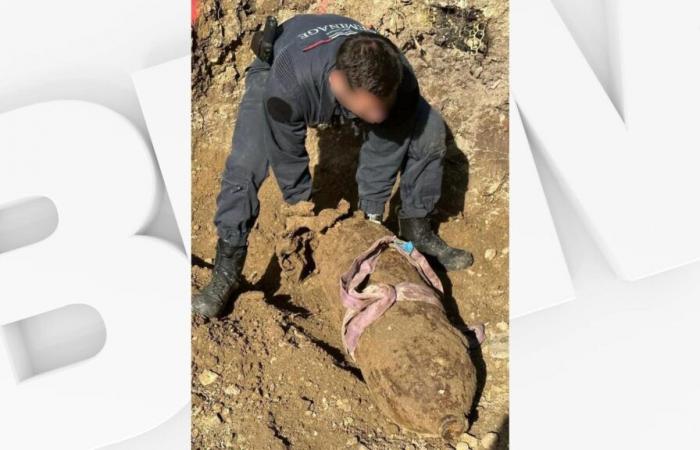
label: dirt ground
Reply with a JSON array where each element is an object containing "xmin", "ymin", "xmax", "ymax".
[{"xmin": 191, "ymin": 0, "xmax": 509, "ymax": 448}]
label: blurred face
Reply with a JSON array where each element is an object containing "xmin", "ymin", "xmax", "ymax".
[{"xmin": 329, "ymin": 70, "xmax": 396, "ymax": 124}]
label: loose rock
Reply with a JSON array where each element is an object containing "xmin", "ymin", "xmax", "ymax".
[
  {"xmin": 224, "ymin": 385, "xmax": 241, "ymax": 396},
  {"xmin": 459, "ymin": 432, "xmax": 480, "ymax": 447},
  {"xmin": 481, "ymin": 432, "xmax": 499, "ymax": 449},
  {"xmin": 198, "ymin": 369, "xmax": 219, "ymax": 386},
  {"xmin": 199, "ymin": 414, "xmax": 222, "ymax": 430}
]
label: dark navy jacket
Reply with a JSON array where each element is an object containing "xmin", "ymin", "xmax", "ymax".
[{"xmin": 263, "ymin": 14, "xmax": 421, "ymax": 204}]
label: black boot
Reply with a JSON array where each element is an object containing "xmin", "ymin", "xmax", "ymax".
[
  {"xmin": 398, "ymin": 217, "xmax": 474, "ymax": 271},
  {"xmin": 192, "ymin": 239, "xmax": 247, "ymax": 318}
]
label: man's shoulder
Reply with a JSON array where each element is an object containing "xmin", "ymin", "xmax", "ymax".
[
  {"xmin": 276, "ymin": 14, "xmax": 370, "ymax": 52},
  {"xmin": 268, "ymin": 15, "xmax": 371, "ymax": 101}
]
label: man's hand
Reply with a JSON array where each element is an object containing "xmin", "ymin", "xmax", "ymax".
[{"xmin": 365, "ymin": 212, "xmax": 383, "ymax": 224}]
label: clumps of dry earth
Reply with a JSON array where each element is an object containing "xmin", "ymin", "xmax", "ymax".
[{"xmin": 192, "ymin": 0, "xmax": 509, "ymax": 448}]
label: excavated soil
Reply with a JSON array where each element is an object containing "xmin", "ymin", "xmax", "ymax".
[{"xmin": 191, "ymin": 0, "xmax": 509, "ymax": 448}]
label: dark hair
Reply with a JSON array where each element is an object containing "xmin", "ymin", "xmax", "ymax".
[{"xmin": 335, "ymin": 31, "xmax": 404, "ymax": 98}]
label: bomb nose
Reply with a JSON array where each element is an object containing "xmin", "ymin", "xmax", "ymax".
[{"xmin": 440, "ymin": 414, "xmax": 467, "ymax": 441}]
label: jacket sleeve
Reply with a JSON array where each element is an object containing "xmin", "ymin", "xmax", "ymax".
[
  {"xmin": 262, "ymin": 59, "xmax": 311, "ymax": 205},
  {"xmin": 356, "ymin": 56, "xmax": 421, "ymax": 215},
  {"xmin": 382, "ymin": 53, "xmax": 421, "ymax": 128}
]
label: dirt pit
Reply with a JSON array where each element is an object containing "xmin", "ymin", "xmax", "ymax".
[{"xmin": 191, "ymin": 0, "xmax": 509, "ymax": 448}]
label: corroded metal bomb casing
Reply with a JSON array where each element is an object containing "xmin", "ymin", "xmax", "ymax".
[{"xmin": 315, "ymin": 214, "xmax": 477, "ymax": 441}]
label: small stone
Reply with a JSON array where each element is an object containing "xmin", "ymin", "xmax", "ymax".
[
  {"xmin": 224, "ymin": 385, "xmax": 241, "ymax": 396},
  {"xmin": 485, "ymin": 181, "xmax": 501, "ymax": 195},
  {"xmin": 481, "ymin": 432, "xmax": 499, "ymax": 449},
  {"xmin": 496, "ymin": 321, "xmax": 509, "ymax": 332},
  {"xmin": 484, "ymin": 249, "xmax": 497, "ymax": 261},
  {"xmin": 222, "ymin": 432, "xmax": 235, "ymax": 447},
  {"xmin": 345, "ymin": 436, "xmax": 359, "ymax": 446},
  {"xmin": 198, "ymin": 370, "xmax": 219, "ymax": 386},
  {"xmin": 455, "ymin": 442, "xmax": 471, "ymax": 450},
  {"xmin": 336, "ymin": 398, "xmax": 352, "ymax": 412},
  {"xmin": 387, "ymin": 423, "xmax": 400, "ymax": 434},
  {"xmin": 459, "ymin": 432, "xmax": 479, "ymax": 447},
  {"xmin": 199, "ymin": 414, "xmax": 221, "ymax": 429}
]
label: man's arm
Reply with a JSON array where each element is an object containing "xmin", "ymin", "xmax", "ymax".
[
  {"xmin": 263, "ymin": 59, "xmax": 311, "ymax": 205},
  {"xmin": 357, "ymin": 57, "xmax": 421, "ymax": 216},
  {"xmin": 380, "ymin": 54, "xmax": 421, "ymax": 127}
]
